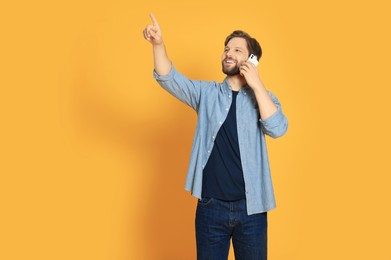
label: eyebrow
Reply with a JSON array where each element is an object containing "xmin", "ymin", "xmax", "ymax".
[{"xmin": 225, "ymin": 46, "xmax": 246, "ymax": 51}]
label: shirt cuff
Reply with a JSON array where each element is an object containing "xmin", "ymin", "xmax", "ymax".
[
  {"xmin": 153, "ymin": 65, "xmax": 176, "ymax": 81},
  {"xmin": 259, "ymin": 106, "xmax": 284, "ymax": 128}
]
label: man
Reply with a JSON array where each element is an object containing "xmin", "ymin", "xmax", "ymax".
[{"xmin": 143, "ymin": 13, "xmax": 288, "ymax": 260}]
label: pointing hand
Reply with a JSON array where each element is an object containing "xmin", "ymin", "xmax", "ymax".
[{"xmin": 143, "ymin": 13, "xmax": 163, "ymax": 45}]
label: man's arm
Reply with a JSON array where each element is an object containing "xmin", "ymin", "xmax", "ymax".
[
  {"xmin": 143, "ymin": 13, "xmax": 171, "ymax": 76},
  {"xmin": 239, "ymin": 61, "xmax": 278, "ymax": 120},
  {"xmin": 143, "ymin": 13, "xmax": 203, "ymax": 110},
  {"xmin": 240, "ymin": 61, "xmax": 288, "ymax": 138}
]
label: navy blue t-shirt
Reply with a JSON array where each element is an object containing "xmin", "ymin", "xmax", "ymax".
[{"xmin": 201, "ymin": 90, "xmax": 246, "ymax": 201}]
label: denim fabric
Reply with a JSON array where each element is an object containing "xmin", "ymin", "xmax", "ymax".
[
  {"xmin": 154, "ymin": 65, "xmax": 288, "ymax": 215},
  {"xmin": 196, "ymin": 198, "xmax": 267, "ymax": 260}
]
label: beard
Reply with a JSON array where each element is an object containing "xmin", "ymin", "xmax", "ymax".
[{"xmin": 222, "ymin": 61, "xmax": 240, "ymax": 76}]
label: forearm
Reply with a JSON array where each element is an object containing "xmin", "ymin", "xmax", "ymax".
[
  {"xmin": 252, "ymin": 82, "xmax": 278, "ymax": 120},
  {"xmin": 153, "ymin": 43, "xmax": 172, "ymax": 76}
]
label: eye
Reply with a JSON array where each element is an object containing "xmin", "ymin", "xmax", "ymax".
[{"xmin": 235, "ymin": 49, "xmax": 241, "ymax": 52}]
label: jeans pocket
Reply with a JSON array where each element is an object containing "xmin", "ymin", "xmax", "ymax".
[{"xmin": 198, "ymin": 197, "xmax": 214, "ymax": 206}]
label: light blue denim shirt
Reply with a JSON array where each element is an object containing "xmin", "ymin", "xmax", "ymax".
[{"xmin": 154, "ymin": 65, "xmax": 288, "ymax": 215}]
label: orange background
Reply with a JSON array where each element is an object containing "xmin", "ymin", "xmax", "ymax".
[{"xmin": 1, "ymin": 0, "xmax": 391, "ymax": 259}]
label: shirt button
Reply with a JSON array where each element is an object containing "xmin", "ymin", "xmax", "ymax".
[
  {"xmin": 219, "ymin": 121, "xmax": 222, "ymax": 125},
  {"xmin": 208, "ymin": 150, "xmax": 210, "ymax": 153},
  {"xmin": 229, "ymin": 95, "xmax": 231, "ymax": 98},
  {"xmin": 226, "ymin": 108, "xmax": 229, "ymax": 111}
]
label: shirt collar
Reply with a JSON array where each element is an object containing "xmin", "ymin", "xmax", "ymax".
[{"xmin": 222, "ymin": 78, "xmax": 251, "ymax": 94}]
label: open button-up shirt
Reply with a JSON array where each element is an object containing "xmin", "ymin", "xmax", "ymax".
[{"xmin": 154, "ymin": 65, "xmax": 288, "ymax": 215}]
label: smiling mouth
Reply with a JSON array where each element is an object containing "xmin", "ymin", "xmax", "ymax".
[{"xmin": 224, "ymin": 59, "xmax": 236, "ymax": 65}]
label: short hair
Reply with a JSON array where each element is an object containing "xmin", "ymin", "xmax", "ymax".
[{"xmin": 224, "ymin": 30, "xmax": 262, "ymax": 60}]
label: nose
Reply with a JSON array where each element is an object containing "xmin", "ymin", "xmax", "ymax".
[{"xmin": 225, "ymin": 52, "xmax": 234, "ymax": 61}]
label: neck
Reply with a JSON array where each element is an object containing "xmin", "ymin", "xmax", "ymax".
[{"xmin": 227, "ymin": 75, "xmax": 247, "ymax": 91}]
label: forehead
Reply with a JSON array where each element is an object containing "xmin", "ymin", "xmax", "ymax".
[{"xmin": 226, "ymin": 37, "xmax": 248, "ymax": 50}]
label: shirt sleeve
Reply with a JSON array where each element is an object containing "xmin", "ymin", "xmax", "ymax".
[
  {"xmin": 259, "ymin": 91, "xmax": 288, "ymax": 138},
  {"xmin": 153, "ymin": 65, "xmax": 202, "ymax": 111}
]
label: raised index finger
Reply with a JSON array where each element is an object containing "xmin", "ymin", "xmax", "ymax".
[{"xmin": 149, "ymin": 13, "xmax": 159, "ymax": 27}]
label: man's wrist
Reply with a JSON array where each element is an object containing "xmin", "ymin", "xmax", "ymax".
[
  {"xmin": 250, "ymin": 80, "xmax": 266, "ymax": 92},
  {"xmin": 152, "ymin": 41, "xmax": 165, "ymax": 48}
]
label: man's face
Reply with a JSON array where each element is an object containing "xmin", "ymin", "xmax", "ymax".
[{"xmin": 222, "ymin": 37, "xmax": 250, "ymax": 76}]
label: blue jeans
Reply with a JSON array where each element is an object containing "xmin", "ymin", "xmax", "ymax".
[{"xmin": 195, "ymin": 198, "xmax": 267, "ymax": 260}]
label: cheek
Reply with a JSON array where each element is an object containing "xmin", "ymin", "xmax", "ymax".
[
  {"xmin": 238, "ymin": 55, "xmax": 249, "ymax": 65},
  {"xmin": 237, "ymin": 59, "xmax": 246, "ymax": 67}
]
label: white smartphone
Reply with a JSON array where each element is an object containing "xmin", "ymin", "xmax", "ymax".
[{"xmin": 248, "ymin": 54, "xmax": 258, "ymax": 66}]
